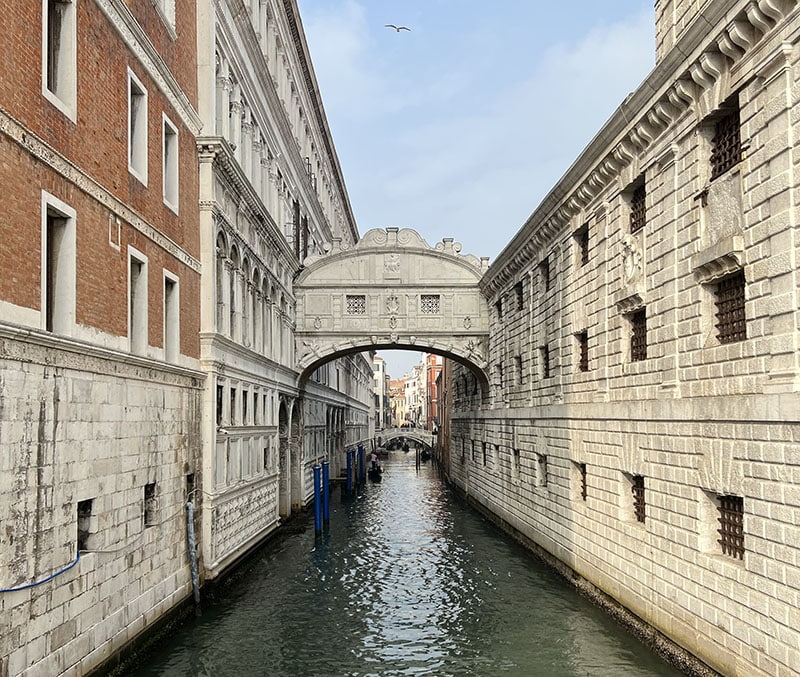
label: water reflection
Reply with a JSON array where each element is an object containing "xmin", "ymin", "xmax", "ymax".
[{"xmin": 130, "ymin": 453, "xmax": 683, "ymax": 676}]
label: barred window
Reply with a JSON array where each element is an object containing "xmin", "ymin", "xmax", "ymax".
[
  {"xmin": 540, "ymin": 345, "xmax": 550, "ymax": 379},
  {"xmin": 718, "ymin": 495, "xmax": 744, "ymax": 559},
  {"xmin": 630, "ymin": 184, "xmax": 646, "ymax": 234},
  {"xmin": 420, "ymin": 294, "xmax": 440, "ymax": 314},
  {"xmin": 540, "ymin": 257, "xmax": 551, "ymax": 291},
  {"xmin": 630, "ymin": 309, "xmax": 647, "ymax": 361},
  {"xmin": 710, "ymin": 109, "xmax": 741, "ymax": 180},
  {"xmin": 495, "ymin": 298, "xmax": 502, "ymax": 320},
  {"xmin": 714, "ymin": 271, "xmax": 746, "ymax": 344},
  {"xmin": 632, "ymin": 475, "xmax": 646, "ymax": 523},
  {"xmin": 515, "ymin": 281, "xmax": 524, "ymax": 311},
  {"xmin": 346, "ymin": 294, "xmax": 366, "ymax": 315},
  {"xmin": 144, "ymin": 482, "xmax": 157, "ymax": 527},
  {"xmin": 577, "ymin": 331, "xmax": 589, "ymax": 372},
  {"xmin": 578, "ymin": 463, "xmax": 587, "ymax": 501},
  {"xmin": 576, "ymin": 224, "xmax": 589, "ymax": 266}
]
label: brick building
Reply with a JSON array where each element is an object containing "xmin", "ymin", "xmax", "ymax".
[
  {"xmin": 450, "ymin": 1, "xmax": 800, "ymax": 675},
  {"xmin": 0, "ymin": 1, "xmax": 203, "ymax": 675}
]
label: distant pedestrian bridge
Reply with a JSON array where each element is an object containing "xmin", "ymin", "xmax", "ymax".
[
  {"xmin": 294, "ymin": 228, "xmax": 491, "ymax": 388},
  {"xmin": 378, "ymin": 427, "xmax": 435, "ymax": 449}
]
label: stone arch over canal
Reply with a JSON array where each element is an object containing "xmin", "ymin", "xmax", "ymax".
[{"xmin": 294, "ymin": 228, "xmax": 492, "ymax": 388}]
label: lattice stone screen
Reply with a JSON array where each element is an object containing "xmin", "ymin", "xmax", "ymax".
[
  {"xmin": 346, "ymin": 295, "xmax": 366, "ymax": 315},
  {"xmin": 420, "ymin": 294, "xmax": 440, "ymax": 314}
]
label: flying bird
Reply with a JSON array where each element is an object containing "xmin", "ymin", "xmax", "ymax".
[{"xmin": 385, "ymin": 24, "xmax": 411, "ymax": 32}]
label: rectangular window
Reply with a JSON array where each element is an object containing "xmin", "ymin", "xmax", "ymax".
[
  {"xmin": 710, "ymin": 108, "xmax": 741, "ymax": 180},
  {"xmin": 216, "ymin": 383, "xmax": 223, "ymax": 426},
  {"xmin": 512, "ymin": 448, "xmax": 520, "ymax": 479},
  {"xmin": 43, "ymin": 0, "xmax": 77, "ymax": 119},
  {"xmin": 577, "ymin": 330, "xmax": 589, "ymax": 372},
  {"xmin": 575, "ymin": 224, "xmax": 589, "ymax": 266},
  {"xmin": 42, "ymin": 193, "xmax": 76, "ymax": 334},
  {"xmin": 540, "ymin": 345, "xmax": 550, "ymax": 379},
  {"xmin": 495, "ymin": 298, "xmax": 502, "ymax": 321},
  {"xmin": 630, "ymin": 309, "xmax": 647, "ymax": 361},
  {"xmin": 717, "ymin": 495, "xmax": 744, "ymax": 559},
  {"xmin": 482, "ymin": 441, "xmax": 487, "ymax": 466},
  {"xmin": 420, "ymin": 294, "xmax": 440, "ymax": 314},
  {"xmin": 162, "ymin": 114, "xmax": 179, "ymax": 212},
  {"xmin": 632, "ymin": 475, "xmax": 646, "ymax": 523},
  {"xmin": 539, "ymin": 257, "xmax": 551, "ymax": 292},
  {"xmin": 253, "ymin": 392, "xmax": 259, "ymax": 426},
  {"xmin": 515, "ymin": 355, "xmax": 523, "ymax": 385},
  {"xmin": 143, "ymin": 483, "xmax": 157, "ymax": 527},
  {"xmin": 630, "ymin": 184, "xmax": 646, "ymax": 234},
  {"xmin": 714, "ymin": 271, "xmax": 746, "ymax": 344},
  {"xmin": 128, "ymin": 69, "xmax": 148, "ymax": 184},
  {"xmin": 129, "ymin": 249, "xmax": 148, "ymax": 355},
  {"xmin": 243, "ymin": 389, "xmax": 249, "ymax": 424},
  {"xmin": 163, "ymin": 273, "xmax": 179, "ymax": 362},
  {"xmin": 578, "ymin": 463, "xmax": 587, "ymax": 501},
  {"xmin": 230, "ymin": 387, "xmax": 237, "ymax": 425},
  {"xmin": 536, "ymin": 454, "xmax": 548, "ymax": 487},
  {"xmin": 77, "ymin": 498, "xmax": 93, "ymax": 551},
  {"xmin": 346, "ymin": 294, "xmax": 366, "ymax": 315},
  {"xmin": 514, "ymin": 281, "xmax": 523, "ymax": 311}
]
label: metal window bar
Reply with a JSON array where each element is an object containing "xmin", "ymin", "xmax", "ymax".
[
  {"xmin": 630, "ymin": 185, "xmax": 646, "ymax": 234},
  {"xmin": 578, "ymin": 331, "xmax": 589, "ymax": 372},
  {"xmin": 540, "ymin": 258, "xmax": 550, "ymax": 291},
  {"xmin": 578, "ymin": 227, "xmax": 589, "ymax": 266},
  {"xmin": 579, "ymin": 463, "xmax": 587, "ymax": 501},
  {"xmin": 715, "ymin": 271, "xmax": 746, "ymax": 344},
  {"xmin": 717, "ymin": 495, "xmax": 744, "ymax": 559},
  {"xmin": 541, "ymin": 345, "xmax": 550, "ymax": 379},
  {"xmin": 632, "ymin": 475, "xmax": 645, "ymax": 523},
  {"xmin": 630, "ymin": 309, "xmax": 647, "ymax": 361},
  {"xmin": 515, "ymin": 282, "xmax": 523, "ymax": 311},
  {"xmin": 710, "ymin": 110, "xmax": 741, "ymax": 180}
]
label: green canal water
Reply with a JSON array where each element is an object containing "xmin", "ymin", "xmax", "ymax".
[{"xmin": 129, "ymin": 453, "xmax": 685, "ymax": 676}]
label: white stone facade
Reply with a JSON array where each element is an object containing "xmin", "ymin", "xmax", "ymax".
[{"xmin": 450, "ymin": 2, "xmax": 800, "ymax": 676}]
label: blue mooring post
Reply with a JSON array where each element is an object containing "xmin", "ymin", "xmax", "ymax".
[
  {"xmin": 346, "ymin": 449, "xmax": 353, "ymax": 494},
  {"xmin": 313, "ymin": 463, "xmax": 322, "ymax": 534},
  {"xmin": 322, "ymin": 460, "xmax": 330, "ymax": 524},
  {"xmin": 358, "ymin": 444, "xmax": 365, "ymax": 484}
]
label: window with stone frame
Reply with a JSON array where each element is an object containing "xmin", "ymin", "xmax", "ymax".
[
  {"xmin": 154, "ymin": 0, "xmax": 176, "ymax": 29},
  {"xmin": 630, "ymin": 183, "xmax": 646, "ymax": 234},
  {"xmin": 495, "ymin": 298, "xmax": 503, "ymax": 320},
  {"xmin": 717, "ymin": 495, "xmax": 744, "ymax": 560},
  {"xmin": 512, "ymin": 448, "xmax": 520, "ymax": 480},
  {"xmin": 143, "ymin": 483, "xmax": 157, "ymax": 527},
  {"xmin": 420, "ymin": 294, "xmax": 440, "ymax": 314},
  {"xmin": 629, "ymin": 308, "xmax": 647, "ymax": 361},
  {"xmin": 346, "ymin": 294, "xmax": 366, "ymax": 315},
  {"xmin": 44, "ymin": 0, "xmax": 77, "ymax": 119},
  {"xmin": 710, "ymin": 106, "xmax": 742, "ymax": 181},
  {"xmin": 162, "ymin": 114, "xmax": 179, "ymax": 212},
  {"xmin": 43, "ymin": 193, "xmax": 76, "ymax": 335},
  {"xmin": 576, "ymin": 330, "xmax": 589, "ymax": 372},
  {"xmin": 514, "ymin": 281, "xmax": 524, "ymax": 311},
  {"xmin": 216, "ymin": 384, "xmax": 224, "ymax": 426},
  {"xmin": 577, "ymin": 462, "xmax": 587, "ymax": 501},
  {"xmin": 515, "ymin": 355, "xmax": 523, "ymax": 386},
  {"xmin": 535, "ymin": 454, "xmax": 548, "ymax": 487},
  {"xmin": 713, "ymin": 271, "xmax": 746, "ymax": 344},
  {"xmin": 128, "ymin": 69, "xmax": 148, "ymax": 184},
  {"xmin": 575, "ymin": 223, "xmax": 589, "ymax": 266},
  {"xmin": 77, "ymin": 498, "xmax": 94, "ymax": 551}
]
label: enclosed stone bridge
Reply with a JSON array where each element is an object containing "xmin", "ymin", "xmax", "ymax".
[
  {"xmin": 378, "ymin": 427, "xmax": 435, "ymax": 449},
  {"xmin": 294, "ymin": 228, "xmax": 491, "ymax": 386}
]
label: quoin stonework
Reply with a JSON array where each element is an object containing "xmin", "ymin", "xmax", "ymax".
[{"xmin": 2, "ymin": 1, "xmax": 800, "ymax": 677}]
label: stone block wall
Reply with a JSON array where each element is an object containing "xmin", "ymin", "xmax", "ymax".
[
  {"xmin": 0, "ymin": 337, "xmax": 203, "ymax": 677},
  {"xmin": 452, "ymin": 2, "xmax": 800, "ymax": 675}
]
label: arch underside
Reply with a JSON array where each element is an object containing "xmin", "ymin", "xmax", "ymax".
[{"xmin": 378, "ymin": 428, "xmax": 434, "ymax": 448}]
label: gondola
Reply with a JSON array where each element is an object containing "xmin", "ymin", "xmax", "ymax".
[
  {"xmin": 368, "ymin": 464, "xmax": 383, "ymax": 482},
  {"xmin": 420, "ymin": 449, "xmax": 431, "ymax": 462}
]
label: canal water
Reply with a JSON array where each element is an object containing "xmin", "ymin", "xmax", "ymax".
[{"xmin": 131, "ymin": 452, "xmax": 684, "ymax": 677}]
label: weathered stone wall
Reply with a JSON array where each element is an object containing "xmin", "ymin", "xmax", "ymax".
[
  {"xmin": 452, "ymin": 2, "xmax": 800, "ymax": 676},
  {"xmin": 0, "ymin": 336, "xmax": 203, "ymax": 677}
]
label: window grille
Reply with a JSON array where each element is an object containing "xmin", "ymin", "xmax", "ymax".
[
  {"xmin": 577, "ymin": 225, "xmax": 589, "ymax": 266},
  {"xmin": 717, "ymin": 495, "xmax": 744, "ymax": 559},
  {"xmin": 495, "ymin": 298, "xmax": 502, "ymax": 320},
  {"xmin": 630, "ymin": 184, "xmax": 646, "ymax": 234},
  {"xmin": 632, "ymin": 475, "xmax": 645, "ymax": 523},
  {"xmin": 346, "ymin": 294, "xmax": 366, "ymax": 315},
  {"xmin": 577, "ymin": 331, "xmax": 589, "ymax": 372},
  {"xmin": 144, "ymin": 483, "xmax": 156, "ymax": 527},
  {"xmin": 515, "ymin": 281, "xmax": 524, "ymax": 311},
  {"xmin": 540, "ymin": 345, "xmax": 550, "ymax": 379},
  {"xmin": 540, "ymin": 258, "xmax": 551, "ymax": 291},
  {"xmin": 630, "ymin": 309, "xmax": 647, "ymax": 361},
  {"xmin": 710, "ymin": 109, "xmax": 741, "ymax": 180},
  {"xmin": 715, "ymin": 271, "xmax": 746, "ymax": 344},
  {"xmin": 216, "ymin": 384, "xmax": 223, "ymax": 425},
  {"xmin": 579, "ymin": 463, "xmax": 587, "ymax": 501},
  {"xmin": 420, "ymin": 294, "xmax": 440, "ymax": 314}
]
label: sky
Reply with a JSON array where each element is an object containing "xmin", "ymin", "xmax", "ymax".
[{"xmin": 296, "ymin": 0, "xmax": 656, "ymax": 379}]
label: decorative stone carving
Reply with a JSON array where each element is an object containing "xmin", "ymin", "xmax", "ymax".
[
  {"xmin": 464, "ymin": 316, "xmax": 472, "ymax": 329},
  {"xmin": 621, "ymin": 234, "xmax": 642, "ymax": 284},
  {"xmin": 386, "ymin": 294, "xmax": 399, "ymax": 313},
  {"xmin": 313, "ymin": 316, "xmax": 322, "ymax": 329},
  {"xmin": 384, "ymin": 254, "xmax": 401, "ymax": 273}
]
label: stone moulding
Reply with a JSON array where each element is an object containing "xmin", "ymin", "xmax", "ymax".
[
  {"xmin": 691, "ymin": 236, "xmax": 745, "ymax": 283},
  {"xmin": 483, "ymin": 0, "xmax": 799, "ymax": 296}
]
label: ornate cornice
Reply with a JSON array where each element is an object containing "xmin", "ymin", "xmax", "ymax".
[{"xmin": 483, "ymin": 0, "xmax": 799, "ymax": 295}]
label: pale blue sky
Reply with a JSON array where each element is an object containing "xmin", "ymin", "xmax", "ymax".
[{"xmin": 296, "ymin": 1, "xmax": 655, "ymax": 378}]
